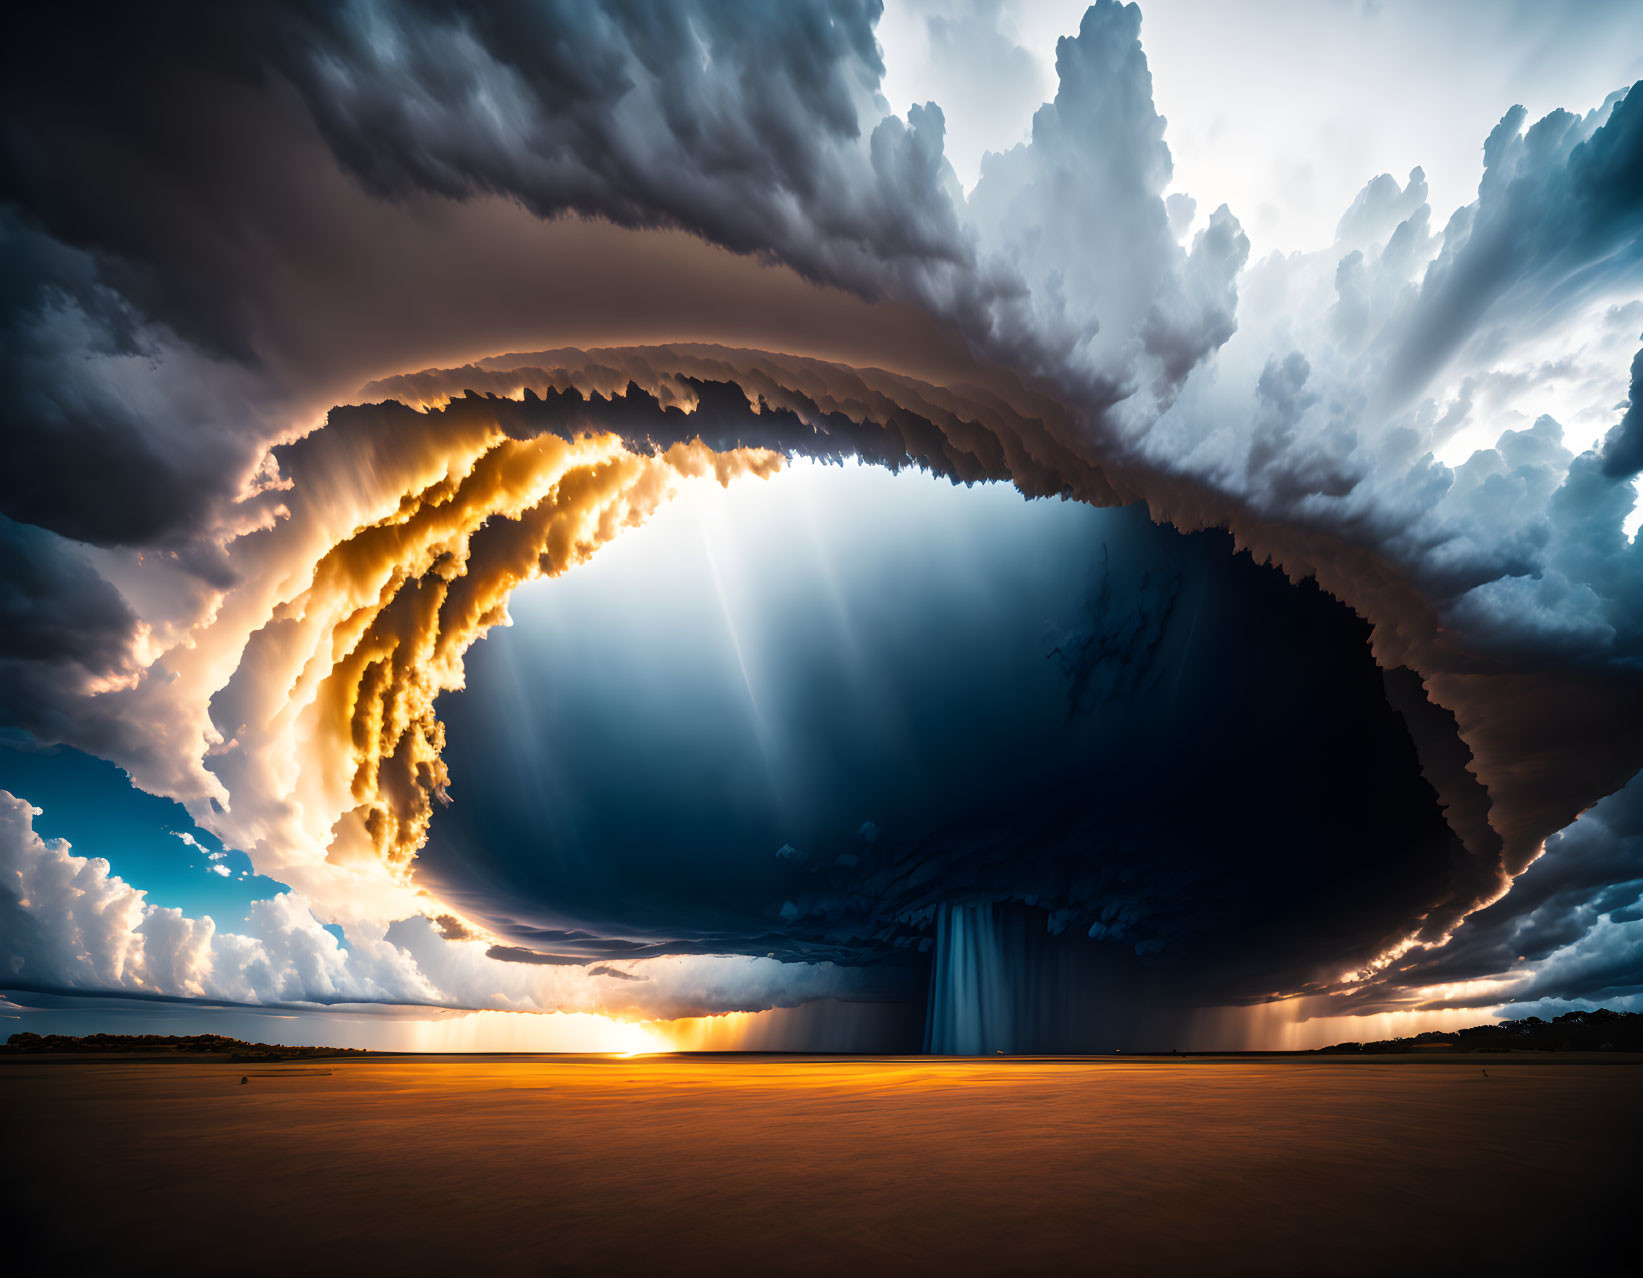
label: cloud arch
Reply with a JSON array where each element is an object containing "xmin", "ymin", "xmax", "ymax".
[{"xmin": 67, "ymin": 341, "xmax": 1610, "ymax": 1013}]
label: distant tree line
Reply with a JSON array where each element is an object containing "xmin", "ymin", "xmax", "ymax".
[
  {"xmin": 1317, "ymin": 1009, "xmax": 1642, "ymax": 1053},
  {"xmin": 3, "ymin": 1032, "xmax": 372, "ymax": 1061}
]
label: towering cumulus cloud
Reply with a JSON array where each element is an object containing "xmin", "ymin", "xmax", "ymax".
[{"xmin": 2, "ymin": 1, "xmax": 1641, "ymax": 1039}]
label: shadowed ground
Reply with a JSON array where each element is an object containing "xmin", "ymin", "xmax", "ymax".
[{"xmin": 5, "ymin": 1053, "xmax": 1637, "ymax": 1275}]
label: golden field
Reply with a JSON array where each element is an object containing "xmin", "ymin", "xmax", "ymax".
[{"xmin": 5, "ymin": 1053, "xmax": 1636, "ymax": 1275}]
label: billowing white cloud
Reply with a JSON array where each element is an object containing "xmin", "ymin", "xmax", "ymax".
[
  {"xmin": 1, "ymin": 788, "xmax": 430, "ymax": 1003},
  {"xmin": 0, "ymin": 790, "xmax": 855, "ymax": 1018},
  {"xmin": 887, "ymin": 0, "xmax": 1643, "ymax": 254}
]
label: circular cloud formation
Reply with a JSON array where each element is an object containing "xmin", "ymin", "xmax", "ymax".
[{"xmin": 3, "ymin": 3, "xmax": 1641, "ymax": 1035}]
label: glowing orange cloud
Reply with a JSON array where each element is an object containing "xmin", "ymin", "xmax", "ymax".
[{"xmin": 208, "ymin": 429, "xmax": 780, "ymax": 920}]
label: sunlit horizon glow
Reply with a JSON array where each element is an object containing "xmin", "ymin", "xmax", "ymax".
[{"xmin": 4, "ymin": 992, "xmax": 1520, "ymax": 1054}]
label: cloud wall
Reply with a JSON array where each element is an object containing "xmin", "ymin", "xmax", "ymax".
[{"xmin": 3, "ymin": 1, "xmax": 1641, "ymax": 1031}]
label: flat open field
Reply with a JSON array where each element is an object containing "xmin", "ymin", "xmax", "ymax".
[{"xmin": 5, "ymin": 1053, "xmax": 1637, "ymax": 1275}]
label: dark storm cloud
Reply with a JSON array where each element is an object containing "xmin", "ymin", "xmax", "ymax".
[
  {"xmin": 0, "ymin": 518, "xmax": 151, "ymax": 758},
  {"xmin": 485, "ymin": 945, "xmax": 588, "ymax": 967},
  {"xmin": 277, "ymin": 0, "xmax": 981, "ymax": 304},
  {"xmin": 0, "ymin": 0, "xmax": 997, "ymax": 552},
  {"xmin": 0, "ymin": 519, "xmax": 137, "ymax": 678},
  {"xmin": 268, "ymin": 0, "xmax": 1250, "ymax": 434},
  {"xmin": 0, "ymin": 6, "xmax": 311, "ymax": 549},
  {"xmin": 1359, "ymin": 771, "xmax": 1643, "ymax": 1011},
  {"xmin": 0, "ymin": 210, "xmax": 266, "ymax": 546},
  {"xmin": 1599, "ymin": 343, "xmax": 1643, "ymax": 478},
  {"xmin": 274, "ymin": 0, "xmax": 1249, "ymax": 428},
  {"xmin": 587, "ymin": 965, "xmax": 647, "ymax": 982}
]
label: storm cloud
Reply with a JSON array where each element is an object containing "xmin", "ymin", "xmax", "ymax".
[{"xmin": 3, "ymin": 1, "xmax": 1642, "ymax": 1038}]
